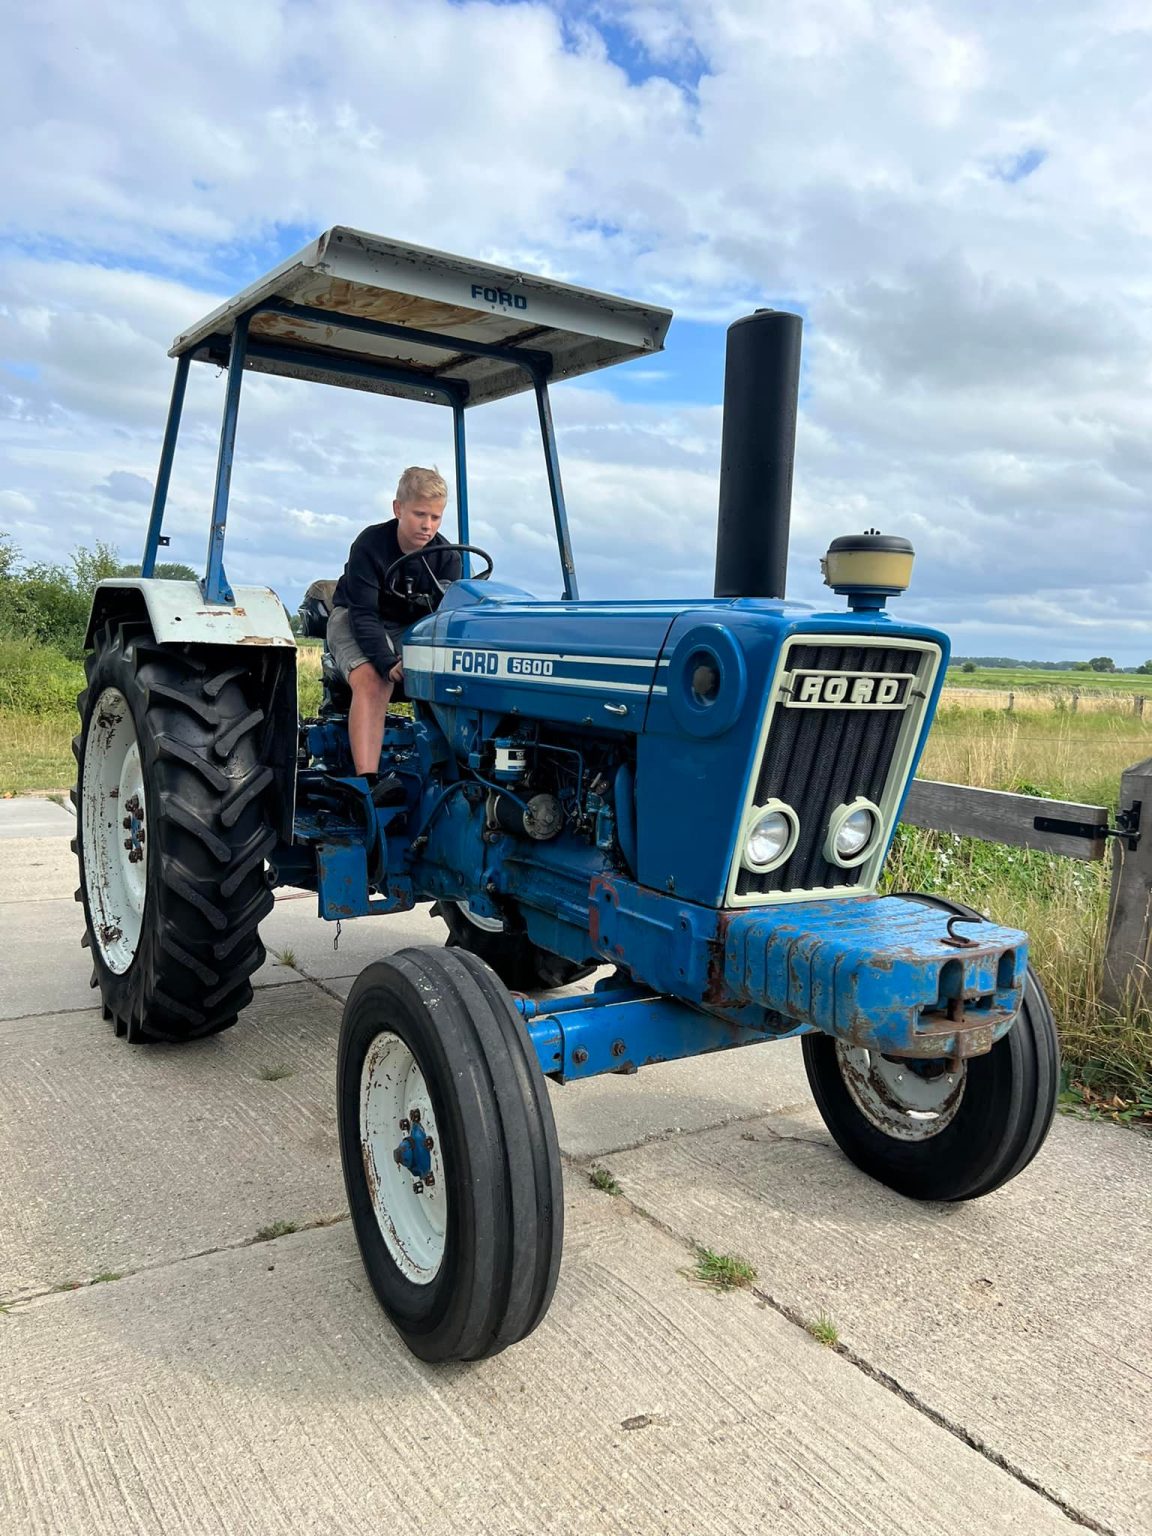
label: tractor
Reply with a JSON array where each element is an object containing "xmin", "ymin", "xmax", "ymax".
[{"xmin": 74, "ymin": 227, "xmax": 1059, "ymax": 1362}]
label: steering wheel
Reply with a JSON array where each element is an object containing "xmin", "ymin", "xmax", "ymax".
[{"xmin": 382, "ymin": 543, "xmax": 494, "ymax": 596}]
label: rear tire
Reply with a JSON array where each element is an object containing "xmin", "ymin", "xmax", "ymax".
[
  {"xmin": 802, "ymin": 893, "xmax": 1059, "ymax": 1201},
  {"xmin": 338, "ymin": 946, "xmax": 563, "ymax": 1362},
  {"xmin": 74, "ymin": 620, "xmax": 278, "ymax": 1043},
  {"xmin": 438, "ymin": 898, "xmax": 596, "ymax": 992}
]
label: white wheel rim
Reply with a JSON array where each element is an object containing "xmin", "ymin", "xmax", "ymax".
[
  {"xmin": 836, "ymin": 1044, "xmax": 966, "ymax": 1141},
  {"xmin": 360, "ymin": 1031, "xmax": 447, "ymax": 1284},
  {"xmin": 460, "ymin": 900, "xmax": 504, "ymax": 934},
  {"xmin": 82, "ymin": 687, "xmax": 148, "ymax": 975}
]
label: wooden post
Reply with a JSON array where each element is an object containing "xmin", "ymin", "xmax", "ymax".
[
  {"xmin": 1104, "ymin": 755, "xmax": 1152, "ymax": 1012},
  {"xmin": 1071, "ymin": 689, "xmax": 1079, "ymax": 712},
  {"xmin": 1007, "ymin": 691, "xmax": 1015, "ymax": 713},
  {"xmin": 1136, "ymin": 695, "xmax": 1145, "ymax": 719}
]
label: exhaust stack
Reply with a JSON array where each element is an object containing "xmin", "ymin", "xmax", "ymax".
[{"xmin": 713, "ymin": 309, "xmax": 803, "ymax": 600}]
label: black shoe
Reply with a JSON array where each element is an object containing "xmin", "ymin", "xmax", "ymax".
[{"xmin": 367, "ymin": 773, "xmax": 406, "ymax": 808}]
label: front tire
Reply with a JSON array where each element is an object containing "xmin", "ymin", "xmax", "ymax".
[
  {"xmin": 74, "ymin": 621, "xmax": 278, "ymax": 1042},
  {"xmin": 338, "ymin": 946, "xmax": 563, "ymax": 1361},
  {"xmin": 802, "ymin": 894, "xmax": 1059, "ymax": 1201},
  {"xmin": 438, "ymin": 898, "xmax": 596, "ymax": 992}
]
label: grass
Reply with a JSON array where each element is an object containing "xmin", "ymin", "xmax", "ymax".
[
  {"xmin": 91, "ymin": 1271, "xmax": 121, "ymax": 1284},
  {"xmin": 690, "ymin": 1246, "xmax": 757, "ymax": 1292},
  {"xmin": 274, "ymin": 946, "xmax": 299, "ymax": 969},
  {"xmin": 805, "ymin": 1311, "xmax": 840, "ymax": 1347},
  {"xmin": 253, "ymin": 1220, "xmax": 299, "ymax": 1243},
  {"xmin": 894, "ymin": 703, "xmax": 1152, "ymax": 1116},
  {"xmin": 947, "ymin": 667, "xmax": 1152, "ymax": 695},
  {"xmin": 589, "ymin": 1166, "xmax": 622, "ymax": 1196}
]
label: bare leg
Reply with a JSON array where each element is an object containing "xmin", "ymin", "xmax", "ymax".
[{"xmin": 347, "ymin": 662, "xmax": 393, "ymax": 774}]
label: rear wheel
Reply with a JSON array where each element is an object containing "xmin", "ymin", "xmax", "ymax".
[
  {"xmin": 438, "ymin": 898, "xmax": 596, "ymax": 992},
  {"xmin": 338, "ymin": 946, "xmax": 563, "ymax": 1361},
  {"xmin": 802, "ymin": 893, "xmax": 1059, "ymax": 1201},
  {"xmin": 74, "ymin": 620, "xmax": 278, "ymax": 1042}
]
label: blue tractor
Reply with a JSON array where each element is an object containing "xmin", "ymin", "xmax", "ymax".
[{"xmin": 75, "ymin": 228, "xmax": 1058, "ymax": 1362}]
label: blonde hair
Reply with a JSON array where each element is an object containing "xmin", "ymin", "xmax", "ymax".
[{"xmin": 395, "ymin": 466, "xmax": 448, "ymax": 504}]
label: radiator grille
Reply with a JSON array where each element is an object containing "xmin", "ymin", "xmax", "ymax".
[{"xmin": 734, "ymin": 641, "xmax": 934, "ymax": 898}]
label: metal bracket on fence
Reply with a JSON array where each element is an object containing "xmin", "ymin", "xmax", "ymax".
[
  {"xmin": 1033, "ymin": 804, "xmax": 1141, "ymax": 852},
  {"xmin": 1109, "ymin": 800, "xmax": 1142, "ymax": 853}
]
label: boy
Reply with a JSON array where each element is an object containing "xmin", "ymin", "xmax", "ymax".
[{"xmin": 328, "ymin": 467, "xmax": 462, "ymax": 781}]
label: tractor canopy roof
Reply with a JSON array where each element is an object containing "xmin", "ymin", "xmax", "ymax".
[{"xmin": 171, "ymin": 227, "xmax": 673, "ymax": 407}]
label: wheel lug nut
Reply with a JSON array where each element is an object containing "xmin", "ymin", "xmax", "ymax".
[
  {"xmin": 412, "ymin": 1181, "xmax": 424, "ymax": 1195},
  {"xmin": 410, "ymin": 1108, "xmax": 421, "ymax": 1123},
  {"xmin": 122, "ymin": 817, "xmax": 132, "ymax": 830},
  {"xmin": 424, "ymin": 1173, "xmax": 435, "ymax": 1187},
  {"xmin": 424, "ymin": 1137, "xmax": 434, "ymax": 1151},
  {"xmin": 124, "ymin": 838, "xmax": 133, "ymax": 850},
  {"xmin": 399, "ymin": 1118, "xmax": 410, "ymax": 1132}
]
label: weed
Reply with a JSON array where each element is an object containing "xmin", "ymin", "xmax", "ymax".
[
  {"xmin": 589, "ymin": 1166, "xmax": 622, "ymax": 1196},
  {"xmin": 691, "ymin": 1246, "xmax": 756, "ymax": 1292},
  {"xmin": 50, "ymin": 1280, "xmax": 82, "ymax": 1292},
  {"xmin": 274, "ymin": 947, "xmax": 299, "ymax": 969},
  {"xmin": 806, "ymin": 1311, "xmax": 840, "ymax": 1347},
  {"xmin": 258, "ymin": 1064, "xmax": 295, "ymax": 1082},
  {"xmin": 253, "ymin": 1220, "xmax": 298, "ymax": 1243},
  {"xmin": 91, "ymin": 1271, "xmax": 121, "ymax": 1285}
]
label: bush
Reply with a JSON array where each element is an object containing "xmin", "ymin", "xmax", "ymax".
[
  {"xmin": 0, "ymin": 533, "xmax": 121, "ymax": 659},
  {"xmin": 0, "ymin": 639, "xmax": 84, "ymax": 715}
]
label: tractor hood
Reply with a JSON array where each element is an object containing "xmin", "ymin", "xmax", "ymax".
[{"xmin": 403, "ymin": 579, "xmax": 694, "ymax": 734}]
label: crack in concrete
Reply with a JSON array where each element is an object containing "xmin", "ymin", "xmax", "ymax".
[
  {"xmin": 0, "ymin": 1211, "xmax": 350, "ymax": 1313},
  {"xmin": 568, "ymin": 1155, "xmax": 1115, "ymax": 1536},
  {"xmin": 558, "ymin": 1102, "xmax": 831, "ymax": 1160}
]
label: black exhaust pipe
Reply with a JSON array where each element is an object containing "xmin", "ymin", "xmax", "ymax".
[{"xmin": 713, "ymin": 308, "xmax": 803, "ymax": 600}]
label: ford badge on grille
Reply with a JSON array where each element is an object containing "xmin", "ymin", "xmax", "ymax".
[{"xmin": 784, "ymin": 670, "xmax": 913, "ymax": 708}]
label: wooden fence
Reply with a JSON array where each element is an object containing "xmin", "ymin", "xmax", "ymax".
[{"xmin": 901, "ymin": 755, "xmax": 1152, "ymax": 1010}]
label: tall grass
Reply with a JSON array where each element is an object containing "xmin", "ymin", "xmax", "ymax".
[{"xmin": 903, "ymin": 705, "xmax": 1151, "ymax": 1115}]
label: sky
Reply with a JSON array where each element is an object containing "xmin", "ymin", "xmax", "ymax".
[{"xmin": 2, "ymin": 0, "xmax": 1150, "ymax": 663}]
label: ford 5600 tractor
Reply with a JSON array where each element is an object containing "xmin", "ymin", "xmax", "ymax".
[{"xmin": 75, "ymin": 229, "xmax": 1058, "ymax": 1361}]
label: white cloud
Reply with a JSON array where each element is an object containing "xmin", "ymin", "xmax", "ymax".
[{"xmin": 0, "ymin": 0, "xmax": 1149, "ymax": 660}]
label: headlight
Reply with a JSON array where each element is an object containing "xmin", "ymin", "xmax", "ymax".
[
  {"xmin": 742, "ymin": 800, "xmax": 800, "ymax": 873},
  {"xmin": 824, "ymin": 798, "xmax": 882, "ymax": 868}
]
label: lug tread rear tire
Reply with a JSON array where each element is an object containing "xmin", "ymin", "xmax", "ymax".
[{"xmin": 76, "ymin": 620, "xmax": 278, "ymax": 1043}]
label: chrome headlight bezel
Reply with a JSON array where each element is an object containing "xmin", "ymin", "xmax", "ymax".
[
  {"xmin": 741, "ymin": 799, "xmax": 801, "ymax": 874},
  {"xmin": 824, "ymin": 797, "xmax": 882, "ymax": 868}
]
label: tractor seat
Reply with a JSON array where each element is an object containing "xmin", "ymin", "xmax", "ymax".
[{"xmin": 300, "ymin": 578, "xmax": 339, "ymax": 640}]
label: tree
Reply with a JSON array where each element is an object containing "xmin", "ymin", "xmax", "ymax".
[
  {"xmin": 1087, "ymin": 656, "xmax": 1116, "ymax": 673},
  {"xmin": 116, "ymin": 561, "xmax": 200, "ymax": 582},
  {"xmin": 960, "ymin": 661, "xmax": 976, "ymax": 674},
  {"xmin": 1136, "ymin": 660, "xmax": 1152, "ymax": 675}
]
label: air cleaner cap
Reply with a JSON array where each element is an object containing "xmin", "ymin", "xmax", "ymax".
[{"xmin": 822, "ymin": 528, "xmax": 915, "ymax": 598}]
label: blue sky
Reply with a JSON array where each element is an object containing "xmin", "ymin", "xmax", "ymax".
[{"xmin": 1, "ymin": 0, "xmax": 1151, "ymax": 663}]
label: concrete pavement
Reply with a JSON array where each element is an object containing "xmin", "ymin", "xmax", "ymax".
[{"xmin": 1, "ymin": 801, "xmax": 1149, "ymax": 1535}]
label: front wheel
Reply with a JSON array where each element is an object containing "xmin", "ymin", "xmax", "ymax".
[
  {"xmin": 337, "ymin": 946, "xmax": 563, "ymax": 1361},
  {"xmin": 802, "ymin": 895, "xmax": 1059, "ymax": 1201}
]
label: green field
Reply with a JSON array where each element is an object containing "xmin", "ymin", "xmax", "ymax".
[{"xmin": 947, "ymin": 665, "xmax": 1152, "ymax": 694}]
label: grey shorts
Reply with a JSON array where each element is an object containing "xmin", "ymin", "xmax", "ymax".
[{"xmin": 326, "ymin": 607, "xmax": 372, "ymax": 679}]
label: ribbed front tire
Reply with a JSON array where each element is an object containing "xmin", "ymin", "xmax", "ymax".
[
  {"xmin": 74, "ymin": 620, "xmax": 277, "ymax": 1043},
  {"xmin": 338, "ymin": 946, "xmax": 563, "ymax": 1361},
  {"xmin": 803, "ymin": 892, "xmax": 1059, "ymax": 1201}
]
